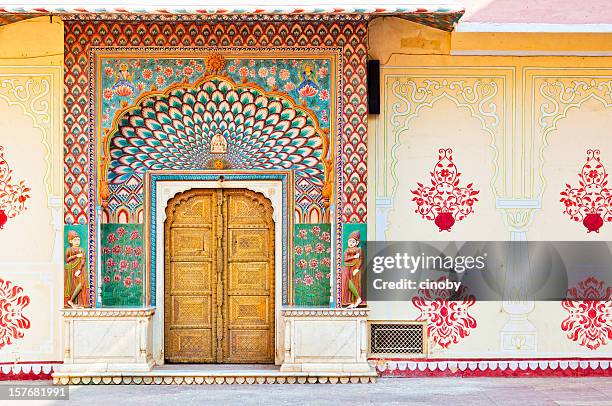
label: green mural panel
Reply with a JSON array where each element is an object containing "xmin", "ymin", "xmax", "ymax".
[
  {"xmin": 293, "ymin": 223, "xmax": 332, "ymax": 307},
  {"xmin": 101, "ymin": 224, "xmax": 144, "ymax": 307}
]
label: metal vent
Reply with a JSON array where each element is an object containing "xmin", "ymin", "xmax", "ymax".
[{"xmin": 368, "ymin": 322, "xmax": 426, "ymax": 357}]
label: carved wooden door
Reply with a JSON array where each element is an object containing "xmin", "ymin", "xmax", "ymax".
[{"xmin": 165, "ymin": 189, "xmax": 274, "ymax": 363}]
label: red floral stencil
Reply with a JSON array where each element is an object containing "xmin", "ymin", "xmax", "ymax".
[
  {"xmin": 561, "ymin": 276, "xmax": 612, "ymax": 350},
  {"xmin": 0, "ymin": 146, "xmax": 30, "ymax": 229},
  {"xmin": 412, "ymin": 148, "xmax": 479, "ymax": 232},
  {"xmin": 560, "ymin": 149, "xmax": 612, "ymax": 233},
  {"xmin": 0, "ymin": 278, "xmax": 31, "ymax": 349}
]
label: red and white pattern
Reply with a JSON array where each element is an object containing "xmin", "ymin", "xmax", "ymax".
[
  {"xmin": 0, "ymin": 363, "xmax": 59, "ymax": 381},
  {"xmin": 0, "ymin": 278, "xmax": 31, "ymax": 349},
  {"xmin": 560, "ymin": 149, "xmax": 612, "ymax": 233},
  {"xmin": 412, "ymin": 276, "xmax": 477, "ymax": 349},
  {"xmin": 375, "ymin": 358, "xmax": 612, "ymax": 377},
  {"xmin": 412, "ymin": 148, "xmax": 479, "ymax": 232},
  {"xmin": 561, "ymin": 276, "xmax": 612, "ymax": 350},
  {"xmin": 0, "ymin": 146, "xmax": 31, "ymax": 229}
]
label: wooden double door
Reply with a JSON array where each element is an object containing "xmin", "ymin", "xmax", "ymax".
[{"xmin": 164, "ymin": 188, "xmax": 275, "ymax": 363}]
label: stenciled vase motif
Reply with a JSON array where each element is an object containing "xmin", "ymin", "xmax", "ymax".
[
  {"xmin": 560, "ymin": 149, "xmax": 612, "ymax": 233},
  {"xmin": 0, "ymin": 146, "xmax": 30, "ymax": 229},
  {"xmin": 412, "ymin": 148, "xmax": 479, "ymax": 232}
]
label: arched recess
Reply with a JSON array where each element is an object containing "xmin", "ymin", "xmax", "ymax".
[{"xmin": 99, "ymin": 75, "xmax": 332, "ymax": 223}]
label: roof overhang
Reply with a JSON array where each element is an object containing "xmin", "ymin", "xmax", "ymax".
[{"xmin": 0, "ymin": 1, "xmax": 465, "ymax": 31}]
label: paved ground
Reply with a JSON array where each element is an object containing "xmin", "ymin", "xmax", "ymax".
[{"xmin": 4, "ymin": 377, "xmax": 612, "ymax": 405}]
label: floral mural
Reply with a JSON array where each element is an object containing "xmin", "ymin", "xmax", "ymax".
[
  {"xmin": 293, "ymin": 223, "xmax": 332, "ymax": 306},
  {"xmin": 560, "ymin": 149, "xmax": 612, "ymax": 233},
  {"xmin": 101, "ymin": 224, "xmax": 144, "ymax": 307},
  {"xmin": 0, "ymin": 277, "xmax": 31, "ymax": 349},
  {"xmin": 412, "ymin": 276, "xmax": 477, "ymax": 349},
  {"xmin": 561, "ymin": 276, "xmax": 612, "ymax": 350},
  {"xmin": 412, "ymin": 148, "xmax": 479, "ymax": 232},
  {"xmin": 0, "ymin": 146, "xmax": 31, "ymax": 229}
]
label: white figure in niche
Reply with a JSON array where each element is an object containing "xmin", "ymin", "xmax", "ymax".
[{"xmin": 211, "ymin": 131, "xmax": 228, "ymax": 154}]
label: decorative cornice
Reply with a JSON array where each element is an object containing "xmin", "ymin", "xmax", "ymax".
[
  {"xmin": 281, "ymin": 308, "xmax": 369, "ymax": 317},
  {"xmin": 61, "ymin": 308, "xmax": 155, "ymax": 318}
]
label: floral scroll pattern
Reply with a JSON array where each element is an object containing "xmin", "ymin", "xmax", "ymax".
[
  {"xmin": 561, "ymin": 276, "xmax": 612, "ymax": 350},
  {"xmin": 101, "ymin": 224, "xmax": 144, "ymax": 307},
  {"xmin": 0, "ymin": 277, "xmax": 31, "ymax": 349},
  {"xmin": 412, "ymin": 148, "xmax": 479, "ymax": 232},
  {"xmin": 412, "ymin": 276, "xmax": 477, "ymax": 349},
  {"xmin": 0, "ymin": 146, "xmax": 31, "ymax": 229},
  {"xmin": 293, "ymin": 223, "xmax": 332, "ymax": 306}
]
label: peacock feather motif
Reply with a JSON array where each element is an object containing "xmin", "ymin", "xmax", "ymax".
[{"xmin": 106, "ymin": 77, "xmax": 327, "ymax": 221}]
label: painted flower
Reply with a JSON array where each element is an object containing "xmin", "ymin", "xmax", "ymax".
[
  {"xmin": 315, "ymin": 243, "xmax": 325, "ymax": 253},
  {"xmin": 303, "ymin": 274, "xmax": 314, "ymax": 286},
  {"xmin": 116, "ymin": 227, "xmax": 127, "ymax": 237},
  {"xmin": 283, "ymin": 82, "xmax": 295, "ymax": 92},
  {"xmin": 298, "ymin": 229, "xmax": 307, "ymax": 239},
  {"xmin": 321, "ymin": 232, "xmax": 331, "ymax": 242},
  {"xmin": 113, "ymin": 273, "xmax": 121, "ymax": 282},
  {"xmin": 106, "ymin": 258, "xmax": 115, "ymax": 268},
  {"xmin": 131, "ymin": 260, "xmax": 139, "ymax": 270},
  {"xmin": 304, "ymin": 244, "xmax": 312, "ymax": 253},
  {"xmin": 318, "ymin": 89, "xmax": 329, "ymax": 101},
  {"xmin": 119, "ymin": 260, "xmax": 129, "ymax": 270},
  {"xmin": 142, "ymin": 69, "xmax": 153, "ymax": 80},
  {"xmin": 183, "ymin": 66, "xmax": 194, "ymax": 77},
  {"xmin": 123, "ymin": 276, "xmax": 133, "ymax": 288},
  {"xmin": 103, "ymin": 275, "xmax": 110, "ymax": 283},
  {"xmin": 318, "ymin": 67, "xmax": 328, "ymax": 78},
  {"xmin": 135, "ymin": 277, "xmax": 142, "ymax": 286},
  {"xmin": 163, "ymin": 67, "xmax": 174, "ymax": 77},
  {"xmin": 311, "ymin": 225, "xmax": 321, "ymax": 235},
  {"xmin": 228, "ymin": 65, "xmax": 236, "ymax": 73},
  {"xmin": 315, "ymin": 271, "xmax": 323, "ymax": 280},
  {"xmin": 130, "ymin": 230, "xmax": 140, "ymax": 240},
  {"xmin": 113, "ymin": 85, "xmax": 134, "ymax": 97},
  {"xmin": 104, "ymin": 66, "xmax": 114, "ymax": 76},
  {"xmin": 102, "ymin": 246, "xmax": 111, "ymax": 255},
  {"xmin": 322, "ymin": 257, "xmax": 331, "ymax": 267},
  {"xmin": 156, "ymin": 76, "xmax": 165, "ymax": 86},
  {"xmin": 177, "ymin": 60, "xmax": 184, "ymax": 66},
  {"xmin": 195, "ymin": 64, "xmax": 203, "ymax": 73},
  {"xmin": 0, "ymin": 278, "xmax": 31, "ymax": 349},
  {"xmin": 155, "ymin": 65, "xmax": 162, "ymax": 73},
  {"xmin": 249, "ymin": 69, "xmax": 256, "ymax": 77},
  {"xmin": 269, "ymin": 66, "xmax": 277, "ymax": 75},
  {"xmin": 134, "ymin": 247, "xmax": 143, "ymax": 256},
  {"xmin": 249, "ymin": 59, "xmax": 255, "ymax": 67},
  {"xmin": 295, "ymin": 246, "xmax": 303, "ymax": 255},
  {"xmin": 309, "ymin": 259, "xmax": 319, "ymax": 269},
  {"xmin": 103, "ymin": 88, "xmax": 113, "ymax": 100},
  {"xmin": 297, "ymin": 259, "xmax": 307, "ymax": 269},
  {"xmin": 279, "ymin": 69, "xmax": 290, "ymax": 81},
  {"xmin": 238, "ymin": 67, "xmax": 249, "ymax": 77},
  {"xmin": 138, "ymin": 82, "xmax": 145, "ymax": 91},
  {"xmin": 266, "ymin": 76, "xmax": 276, "ymax": 87},
  {"xmin": 112, "ymin": 244, "xmax": 122, "ymax": 255},
  {"xmin": 125, "ymin": 245, "xmax": 134, "ymax": 255},
  {"xmin": 258, "ymin": 67, "xmax": 269, "ymax": 78},
  {"xmin": 298, "ymin": 84, "xmax": 318, "ymax": 98}
]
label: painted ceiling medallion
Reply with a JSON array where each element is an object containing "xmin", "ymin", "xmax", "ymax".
[
  {"xmin": 0, "ymin": 146, "xmax": 31, "ymax": 229},
  {"xmin": 412, "ymin": 148, "xmax": 479, "ymax": 232},
  {"xmin": 560, "ymin": 149, "xmax": 612, "ymax": 233}
]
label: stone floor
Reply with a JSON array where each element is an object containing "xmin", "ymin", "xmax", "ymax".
[{"xmin": 5, "ymin": 377, "xmax": 612, "ymax": 405}]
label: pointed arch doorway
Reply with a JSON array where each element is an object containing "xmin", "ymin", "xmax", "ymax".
[{"xmin": 164, "ymin": 188, "xmax": 275, "ymax": 363}]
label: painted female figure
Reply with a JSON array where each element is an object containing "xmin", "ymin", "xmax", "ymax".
[
  {"xmin": 64, "ymin": 230, "xmax": 88, "ymax": 308},
  {"xmin": 340, "ymin": 230, "xmax": 363, "ymax": 308},
  {"xmin": 297, "ymin": 63, "xmax": 319, "ymax": 100}
]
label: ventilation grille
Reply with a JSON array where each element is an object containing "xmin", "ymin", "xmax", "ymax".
[{"xmin": 369, "ymin": 322, "xmax": 425, "ymax": 357}]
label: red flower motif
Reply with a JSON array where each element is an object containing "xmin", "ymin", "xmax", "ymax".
[
  {"xmin": 311, "ymin": 225, "xmax": 321, "ymax": 235},
  {"xmin": 103, "ymin": 275, "xmax": 110, "ymax": 283},
  {"xmin": 318, "ymin": 89, "xmax": 329, "ymax": 101},
  {"xmin": 303, "ymin": 274, "xmax": 314, "ymax": 286},
  {"xmin": 112, "ymin": 244, "xmax": 121, "ymax": 255},
  {"xmin": 0, "ymin": 278, "xmax": 30, "ymax": 349},
  {"xmin": 0, "ymin": 147, "xmax": 31, "ymax": 228},
  {"xmin": 106, "ymin": 258, "xmax": 115, "ymax": 268},
  {"xmin": 124, "ymin": 245, "xmax": 134, "ymax": 255},
  {"xmin": 238, "ymin": 67, "xmax": 249, "ymax": 77},
  {"xmin": 102, "ymin": 247, "xmax": 111, "ymax": 255},
  {"xmin": 295, "ymin": 246, "xmax": 303, "ymax": 255},
  {"xmin": 135, "ymin": 277, "xmax": 142, "ymax": 286},
  {"xmin": 104, "ymin": 66, "xmax": 113, "ymax": 76},
  {"xmin": 321, "ymin": 232, "xmax": 331, "ymax": 242},
  {"xmin": 163, "ymin": 67, "xmax": 174, "ymax": 77},
  {"xmin": 142, "ymin": 69, "xmax": 153, "ymax": 80},
  {"xmin": 412, "ymin": 148, "xmax": 479, "ymax": 232},
  {"xmin": 123, "ymin": 276, "xmax": 133, "ymax": 288},
  {"xmin": 134, "ymin": 247, "xmax": 143, "ymax": 257},
  {"xmin": 412, "ymin": 276, "xmax": 477, "ymax": 349},
  {"xmin": 130, "ymin": 230, "xmax": 140, "ymax": 240},
  {"xmin": 298, "ymin": 229, "xmax": 307, "ymax": 239},
  {"xmin": 561, "ymin": 150, "xmax": 612, "ymax": 233},
  {"xmin": 258, "ymin": 67, "xmax": 269, "ymax": 77},
  {"xmin": 107, "ymin": 233, "xmax": 117, "ymax": 244},
  {"xmin": 561, "ymin": 277, "xmax": 612, "ymax": 350},
  {"xmin": 298, "ymin": 84, "xmax": 318, "ymax": 98},
  {"xmin": 131, "ymin": 260, "xmax": 139, "ymax": 270},
  {"xmin": 309, "ymin": 259, "xmax": 319, "ymax": 269},
  {"xmin": 183, "ymin": 66, "xmax": 194, "ymax": 77},
  {"xmin": 116, "ymin": 227, "xmax": 127, "ymax": 237},
  {"xmin": 103, "ymin": 88, "xmax": 113, "ymax": 100},
  {"xmin": 304, "ymin": 244, "xmax": 312, "ymax": 253},
  {"xmin": 284, "ymin": 82, "xmax": 295, "ymax": 92},
  {"xmin": 315, "ymin": 271, "xmax": 323, "ymax": 280},
  {"xmin": 119, "ymin": 260, "xmax": 128, "ymax": 270},
  {"xmin": 156, "ymin": 76, "xmax": 165, "ymax": 86},
  {"xmin": 113, "ymin": 84, "xmax": 134, "ymax": 97},
  {"xmin": 322, "ymin": 257, "xmax": 331, "ymax": 267},
  {"xmin": 297, "ymin": 259, "xmax": 307, "ymax": 269},
  {"xmin": 315, "ymin": 243, "xmax": 325, "ymax": 253},
  {"xmin": 279, "ymin": 69, "xmax": 290, "ymax": 81}
]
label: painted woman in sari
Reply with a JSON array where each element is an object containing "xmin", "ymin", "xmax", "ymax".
[
  {"xmin": 64, "ymin": 230, "xmax": 88, "ymax": 308},
  {"xmin": 340, "ymin": 230, "xmax": 363, "ymax": 308}
]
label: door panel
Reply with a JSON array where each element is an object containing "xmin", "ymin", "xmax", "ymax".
[{"xmin": 164, "ymin": 188, "xmax": 274, "ymax": 364}]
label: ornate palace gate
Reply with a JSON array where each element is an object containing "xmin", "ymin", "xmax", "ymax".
[{"xmin": 164, "ymin": 188, "xmax": 275, "ymax": 363}]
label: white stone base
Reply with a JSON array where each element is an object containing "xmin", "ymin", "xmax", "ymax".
[
  {"xmin": 57, "ymin": 308, "xmax": 155, "ymax": 374},
  {"xmin": 280, "ymin": 308, "xmax": 374, "ymax": 374}
]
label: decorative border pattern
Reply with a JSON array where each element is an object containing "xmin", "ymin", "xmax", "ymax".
[
  {"xmin": 375, "ymin": 358, "xmax": 612, "ymax": 377},
  {"xmin": 281, "ymin": 308, "xmax": 368, "ymax": 317},
  {"xmin": 146, "ymin": 171, "xmax": 291, "ymax": 305},
  {"xmin": 0, "ymin": 363, "xmax": 60, "ymax": 381},
  {"xmin": 61, "ymin": 308, "xmax": 155, "ymax": 318}
]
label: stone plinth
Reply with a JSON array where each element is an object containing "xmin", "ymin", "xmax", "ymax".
[{"xmin": 280, "ymin": 308, "xmax": 374, "ymax": 374}]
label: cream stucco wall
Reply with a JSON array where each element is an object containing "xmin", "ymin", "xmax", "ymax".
[
  {"xmin": 0, "ymin": 16, "xmax": 63, "ymax": 362},
  {"xmin": 368, "ymin": 18, "xmax": 612, "ymax": 358}
]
